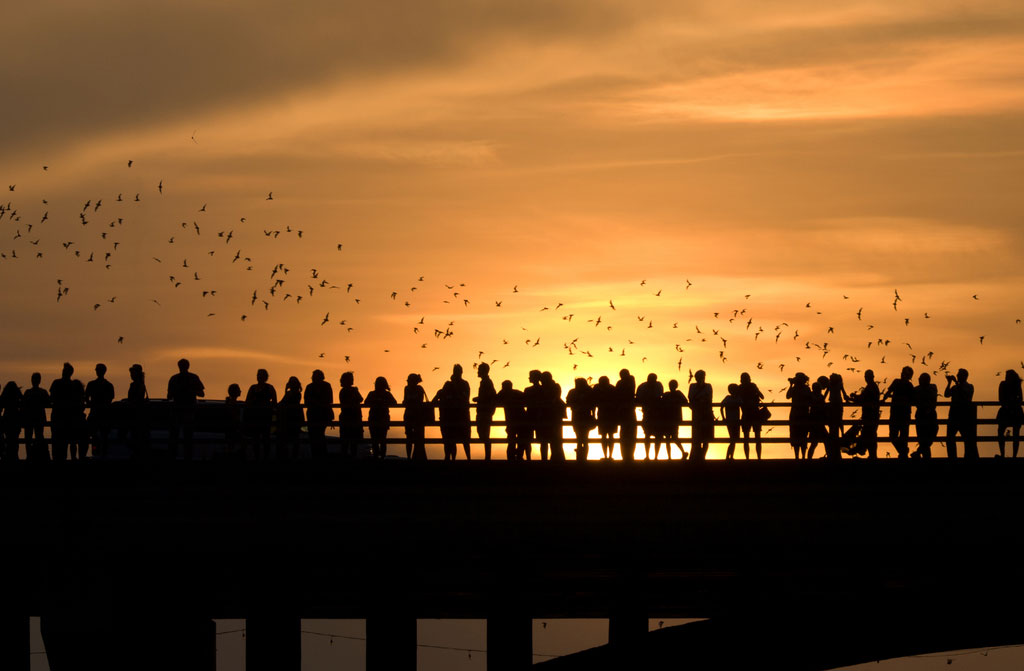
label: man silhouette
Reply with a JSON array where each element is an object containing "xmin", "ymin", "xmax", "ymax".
[
  {"xmin": 85, "ymin": 363, "xmax": 115, "ymax": 459},
  {"xmin": 883, "ymin": 366, "xmax": 914, "ymax": 458},
  {"xmin": 49, "ymin": 363, "xmax": 85, "ymax": 461},
  {"xmin": 474, "ymin": 363, "xmax": 497, "ymax": 460},
  {"xmin": 167, "ymin": 359, "xmax": 205, "ymax": 460},
  {"xmin": 945, "ymin": 368, "xmax": 977, "ymax": 459},
  {"xmin": 22, "ymin": 373, "xmax": 50, "ymax": 461}
]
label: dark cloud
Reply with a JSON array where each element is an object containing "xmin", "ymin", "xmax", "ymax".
[{"xmin": 1, "ymin": 0, "xmax": 632, "ymax": 155}]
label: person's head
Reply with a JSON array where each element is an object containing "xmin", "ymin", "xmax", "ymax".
[
  {"xmin": 919, "ymin": 372, "xmax": 931, "ymax": 386},
  {"xmin": 574, "ymin": 377, "xmax": 588, "ymax": 391},
  {"xmin": 374, "ymin": 376, "xmax": 389, "ymax": 392},
  {"xmin": 542, "ymin": 371, "xmax": 554, "ymax": 384},
  {"xmin": 957, "ymin": 368, "xmax": 969, "ymax": 383},
  {"xmin": 340, "ymin": 371, "xmax": 354, "ymax": 387},
  {"xmin": 1007, "ymin": 370, "xmax": 1021, "ymax": 384},
  {"xmin": 668, "ymin": 379, "xmax": 678, "ymax": 391},
  {"xmin": 30, "ymin": 372, "xmax": 41, "ymax": 387},
  {"xmin": 452, "ymin": 364, "xmax": 463, "ymax": 380},
  {"xmin": 901, "ymin": 366, "xmax": 913, "ymax": 381},
  {"xmin": 817, "ymin": 375, "xmax": 829, "ymax": 388},
  {"xmin": 528, "ymin": 370, "xmax": 542, "ymax": 384},
  {"xmin": 478, "ymin": 362, "xmax": 490, "ymax": 377},
  {"xmin": 61, "ymin": 362, "xmax": 73, "ymax": 379},
  {"xmin": 812, "ymin": 381, "xmax": 822, "ymax": 393},
  {"xmin": 647, "ymin": 373, "xmax": 657, "ymax": 383},
  {"xmin": 95, "ymin": 363, "xmax": 107, "ymax": 378},
  {"xmin": 256, "ymin": 368, "xmax": 269, "ymax": 383},
  {"xmin": 695, "ymin": 369, "xmax": 706, "ymax": 383},
  {"xmin": 619, "ymin": 368, "xmax": 631, "ymax": 380},
  {"xmin": 727, "ymin": 383, "xmax": 739, "ymax": 395},
  {"xmin": 740, "ymin": 372, "xmax": 751, "ymax": 384},
  {"xmin": 227, "ymin": 383, "xmax": 241, "ymax": 399},
  {"xmin": 129, "ymin": 364, "xmax": 144, "ymax": 384},
  {"xmin": 598, "ymin": 375, "xmax": 610, "ymax": 386},
  {"xmin": 792, "ymin": 372, "xmax": 809, "ymax": 386},
  {"xmin": 864, "ymin": 369, "xmax": 875, "ymax": 383},
  {"xmin": 501, "ymin": 380, "xmax": 513, "ymax": 392},
  {"xmin": 311, "ymin": 369, "xmax": 325, "ymax": 383},
  {"xmin": 177, "ymin": 358, "xmax": 190, "ymax": 373},
  {"xmin": 287, "ymin": 376, "xmax": 301, "ymax": 393},
  {"xmin": 829, "ymin": 373, "xmax": 843, "ymax": 389},
  {"xmin": 407, "ymin": 372, "xmax": 422, "ymax": 386}
]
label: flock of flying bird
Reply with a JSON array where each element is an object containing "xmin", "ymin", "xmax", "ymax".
[{"xmin": 0, "ymin": 157, "xmax": 1016, "ymax": 399}]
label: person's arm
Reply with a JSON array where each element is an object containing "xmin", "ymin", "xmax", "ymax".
[{"xmin": 196, "ymin": 376, "xmax": 205, "ymax": 399}]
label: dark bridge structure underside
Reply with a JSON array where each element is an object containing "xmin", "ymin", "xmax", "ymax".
[{"xmin": 1, "ymin": 460, "xmax": 1021, "ymax": 670}]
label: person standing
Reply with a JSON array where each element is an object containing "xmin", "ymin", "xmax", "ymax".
[
  {"xmin": 997, "ymin": 370, "xmax": 1023, "ymax": 458},
  {"xmin": 824, "ymin": 374, "xmax": 850, "ymax": 460},
  {"xmin": 688, "ymin": 370, "xmax": 714, "ymax": 461},
  {"xmin": 304, "ymin": 370, "xmax": 334, "ymax": 461},
  {"xmin": 541, "ymin": 372, "xmax": 566, "ymax": 461},
  {"xmin": 912, "ymin": 372, "xmax": 939, "ymax": 459},
  {"xmin": 474, "ymin": 363, "xmax": 498, "ymax": 460},
  {"xmin": 338, "ymin": 372, "xmax": 364, "ymax": 459},
  {"xmin": 616, "ymin": 369, "xmax": 638, "ymax": 462},
  {"xmin": 593, "ymin": 376, "xmax": 617, "ymax": 460},
  {"xmin": 661, "ymin": 380, "xmax": 688, "ymax": 460},
  {"xmin": 126, "ymin": 364, "xmax": 150, "ymax": 461},
  {"xmin": 850, "ymin": 370, "xmax": 881, "ymax": 459},
  {"xmin": 167, "ymin": 358, "xmax": 205, "ymax": 461},
  {"xmin": 566, "ymin": 378, "xmax": 595, "ymax": 462},
  {"xmin": 50, "ymin": 363, "xmax": 86, "ymax": 462},
  {"xmin": 85, "ymin": 363, "xmax": 115, "ymax": 459},
  {"xmin": 945, "ymin": 368, "xmax": 977, "ymax": 459},
  {"xmin": 244, "ymin": 369, "xmax": 278, "ymax": 460},
  {"xmin": 720, "ymin": 384, "xmax": 742, "ymax": 460},
  {"xmin": 523, "ymin": 370, "xmax": 546, "ymax": 460},
  {"xmin": 22, "ymin": 373, "xmax": 50, "ymax": 462},
  {"xmin": 786, "ymin": 373, "xmax": 812, "ymax": 459},
  {"xmin": 0, "ymin": 381, "xmax": 23, "ymax": 461},
  {"xmin": 277, "ymin": 376, "xmax": 305, "ymax": 460},
  {"xmin": 402, "ymin": 373, "xmax": 429, "ymax": 461},
  {"xmin": 737, "ymin": 372, "xmax": 765, "ymax": 459},
  {"xmin": 496, "ymin": 380, "xmax": 527, "ymax": 461},
  {"xmin": 434, "ymin": 365, "xmax": 471, "ymax": 461},
  {"xmin": 364, "ymin": 376, "xmax": 397, "ymax": 459},
  {"xmin": 883, "ymin": 366, "xmax": 915, "ymax": 459},
  {"xmin": 636, "ymin": 373, "xmax": 664, "ymax": 460}
]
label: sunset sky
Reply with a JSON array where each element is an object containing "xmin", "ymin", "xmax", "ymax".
[{"xmin": 7, "ymin": 1, "xmax": 1024, "ymax": 667}]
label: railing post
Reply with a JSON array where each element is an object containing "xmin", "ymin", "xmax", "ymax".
[
  {"xmin": 366, "ymin": 615, "xmax": 416, "ymax": 671},
  {"xmin": 487, "ymin": 612, "xmax": 532, "ymax": 671},
  {"xmin": 246, "ymin": 614, "xmax": 301, "ymax": 671}
]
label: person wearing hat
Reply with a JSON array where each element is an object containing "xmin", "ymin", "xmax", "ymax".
[{"xmin": 786, "ymin": 373, "xmax": 812, "ymax": 459}]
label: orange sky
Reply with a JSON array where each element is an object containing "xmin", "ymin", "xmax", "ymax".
[{"xmin": 2, "ymin": 0, "xmax": 1023, "ymax": 414}]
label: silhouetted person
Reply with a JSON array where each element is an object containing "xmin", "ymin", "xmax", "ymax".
[
  {"xmin": 849, "ymin": 370, "xmax": 880, "ymax": 458},
  {"xmin": 365, "ymin": 376, "xmax": 397, "ymax": 459},
  {"xmin": 434, "ymin": 365, "xmax": 471, "ymax": 460},
  {"xmin": 277, "ymin": 376, "xmax": 304, "ymax": 460},
  {"xmin": 339, "ymin": 371, "xmax": 364, "ymax": 459},
  {"xmin": 807, "ymin": 377, "xmax": 828, "ymax": 459},
  {"xmin": 945, "ymin": 368, "xmax": 977, "ymax": 459},
  {"xmin": 0, "ymin": 381, "xmax": 22, "ymax": 461},
  {"xmin": 786, "ymin": 373, "xmax": 812, "ymax": 459},
  {"xmin": 636, "ymin": 373, "xmax": 664, "ymax": 460},
  {"xmin": 593, "ymin": 376, "xmax": 617, "ymax": 459},
  {"xmin": 883, "ymin": 366, "xmax": 915, "ymax": 459},
  {"xmin": 496, "ymin": 380, "xmax": 527, "ymax": 460},
  {"xmin": 824, "ymin": 373, "xmax": 850, "ymax": 460},
  {"xmin": 244, "ymin": 369, "xmax": 277, "ymax": 460},
  {"xmin": 225, "ymin": 383, "xmax": 243, "ymax": 459},
  {"xmin": 85, "ymin": 363, "xmax": 115, "ymax": 459},
  {"xmin": 167, "ymin": 358, "xmax": 205, "ymax": 461},
  {"xmin": 50, "ymin": 363, "xmax": 86, "ymax": 462},
  {"xmin": 566, "ymin": 378, "xmax": 595, "ymax": 461},
  {"xmin": 997, "ymin": 369, "xmax": 1023, "ymax": 458},
  {"xmin": 304, "ymin": 370, "xmax": 334, "ymax": 461},
  {"xmin": 126, "ymin": 364, "xmax": 150, "ymax": 460},
  {"xmin": 402, "ymin": 373, "xmax": 429, "ymax": 460},
  {"xmin": 688, "ymin": 370, "xmax": 714, "ymax": 461},
  {"xmin": 721, "ymin": 384, "xmax": 741, "ymax": 460},
  {"xmin": 542, "ymin": 372, "xmax": 566, "ymax": 461},
  {"xmin": 523, "ymin": 370, "xmax": 545, "ymax": 460},
  {"xmin": 738, "ymin": 372, "xmax": 765, "ymax": 459},
  {"xmin": 661, "ymin": 379, "xmax": 688, "ymax": 459},
  {"xmin": 912, "ymin": 373, "xmax": 938, "ymax": 459},
  {"xmin": 616, "ymin": 369, "xmax": 637, "ymax": 462},
  {"xmin": 474, "ymin": 363, "xmax": 497, "ymax": 460},
  {"xmin": 22, "ymin": 373, "xmax": 49, "ymax": 462}
]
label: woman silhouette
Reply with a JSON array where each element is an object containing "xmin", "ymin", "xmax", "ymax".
[
  {"xmin": 997, "ymin": 370, "xmax": 1023, "ymax": 458},
  {"xmin": 403, "ymin": 373, "xmax": 429, "ymax": 460},
  {"xmin": 365, "ymin": 376, "xmax": 398, "ymax": 459}
]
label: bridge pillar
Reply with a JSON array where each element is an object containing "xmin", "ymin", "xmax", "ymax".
[
  {"xmin": 0, "ymin": 614, "xmax": 29, "ymax": 671},
  {"xmin": 246, "ymin": 615, "xmax": 301, "ymax": 671},
  {"xmin": 608, "ymin": 611, "xmax": 647, "ymax": 650},
  {"xmin": 487, "ymin": 614, "xmax": 532, "ymax": 671},
  {"xmin": 366, "ymin": 615, "xmax": 416, "ymax": 671}
]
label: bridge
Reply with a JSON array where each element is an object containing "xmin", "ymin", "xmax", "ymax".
[{"xmin": 1, "ymin": 459, "xmax": 1022, "ymax": 670}]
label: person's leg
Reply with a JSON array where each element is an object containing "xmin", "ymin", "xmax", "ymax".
[
  {"xmin": 1014, "ymin": 425, "xmax": 1021, "ymax": 458},
  {"xmin": 998, "ymin": 423, "xmax": 1008, "ymax": 457},
  {"xmin": 946, "ymin": 424, "xmax": 958, "ymax": 459},
  {"xmin": 754, "ymin": 427, "xmax": 762, "ymax": 459},
  {"xmin": 742, "ymin": 426, "xmax": 750, "ymax": 459}
]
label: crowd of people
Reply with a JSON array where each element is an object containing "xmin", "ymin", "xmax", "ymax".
[{"xmin": 0, "ymin": 360, "xmax": 1021, "ymax": 463}]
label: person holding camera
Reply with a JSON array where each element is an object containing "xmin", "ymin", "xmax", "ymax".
[{"xmin": 944, "ymin": 368, "xmax": 977, "ymax": 459}]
